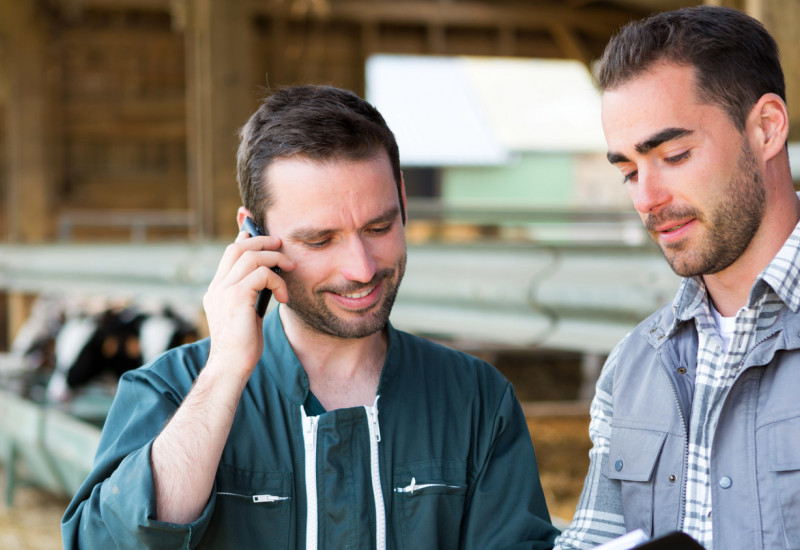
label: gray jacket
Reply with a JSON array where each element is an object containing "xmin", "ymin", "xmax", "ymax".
[{"xmin": 609, "ymin": 302, "xmax": 800, "ymax": 549}]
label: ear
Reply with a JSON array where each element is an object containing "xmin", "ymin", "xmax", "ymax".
[
  {"xmin": 400, "ymin": 171, "xmax": 408, "ymax": 226},
  {"xmin": 749, "ymin": 93, "xmax": 789, "ymax": 161},
  {"xmin": 236, "ymin": 207, "xmax": 252, "ymax": 231}
]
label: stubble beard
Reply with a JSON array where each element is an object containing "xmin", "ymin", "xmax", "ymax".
[
  {"xmin": 646, "ymin": 142, "xmax": 766, "ymax": 278},
  {"xmin": 284, "ymin": 253, "xmax": 406, "ymax": 339}
]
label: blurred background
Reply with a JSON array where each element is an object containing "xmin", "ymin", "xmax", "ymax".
[{"xmin": 1, "ymin": 0, "xmax": 799, "ymax": 547}]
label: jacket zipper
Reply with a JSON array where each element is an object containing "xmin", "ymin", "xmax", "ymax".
[
  {"xmin": 366, "ymin": 397, "xmax": 387, "ymax": 550},
  {"xmin": 657, "ymin": 348, "xmax": 690, "ymax": 530},
  {"xmin": 658, "ymin": 329, "xmax": 776, "ymax": 532},
  {"xmin": 301, "ymin": 407, "xmax": 319, "ymax": 550}
]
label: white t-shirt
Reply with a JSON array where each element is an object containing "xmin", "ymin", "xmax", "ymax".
[{"xmin": 710, "ymin": 302, "xmax": 737, "ymax": 354}]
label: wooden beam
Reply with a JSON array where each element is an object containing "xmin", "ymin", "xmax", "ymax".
[
  {"xmin": 549, "ymin": 22, "xmax": 591, "ymax": 66},
  {"xmin": 185, "ymin": 0, "xmax": 213, "ymax": 238},
  {"xmin": 185, "ymin": 0, "xmax": 254, "ymax": 239},
  {"xmin": 497, "ymin": 26, "xmax": 516, "ymax": 57},
  {"xmin": 0, "ymin": 0, "xmax": 56, "ymax": 242},
  {"xmin": 248, "ymin": 1, "xmax": 635, "ymax": 38},
  {"xmin": 48, "ymin": 0, "xmax": 173, "ymax": 14},
  {"xmin": 703, "ymin": 0, "xmax": 745, "ymax": 8},
  {"xmin": 427, "ymin": 24, "xmax": 447, "ymax": 55}
]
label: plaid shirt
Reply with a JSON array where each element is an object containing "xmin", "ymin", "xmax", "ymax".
[{"xmin": 554, "ymin": 219, "xmax": 800, "ymax": 550}]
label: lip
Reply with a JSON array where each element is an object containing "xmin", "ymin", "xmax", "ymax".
[
  {"xmin": 327, "ymin": 280, "xmax": 383, "ymax": 310},
  {"xmin": 654, "ymin": 218, "xmax": 696, "ymax": 242}
]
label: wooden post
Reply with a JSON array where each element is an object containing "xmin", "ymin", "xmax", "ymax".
[
  {"xmin": 6, "ymin": 293, "xmax": 36, "ymax": 352},
  {"xmin": 0, "ymin": 0, "xmax": 55, "ymax": 243},
  {"xmin": 706, "ymin": 0, "xmax": 800, "ymax": 141},
  {"xmin": 185, "ymin": 0, "xmax": 255, "ymax": 240},
  {"xmin": 750, "ymin": 0, "xmax": 800, "ymax": 142},
  {"xmin": 0, "ymin": 1, "xmax": 56, "ymax": 348}
]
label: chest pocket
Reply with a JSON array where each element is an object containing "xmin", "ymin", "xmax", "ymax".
[
  {"xmin": 201, "ymin": 465, "xmax": 293, "ymax": 549},
  {"xmin": 606, "ymin": 426, "xmax": 667, "ymax": 536},
  {"xmin": 392, "ymin": 459, "xmax": 468, "ymax": 550},
  {"xmin": 769, "ymin": 417, "xmax": 800, "ymax": 548}
]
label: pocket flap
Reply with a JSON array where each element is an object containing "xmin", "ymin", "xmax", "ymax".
[
  {"xmin": 769, "ymin": 416, "xmax": 800, "ymax": 472},
  {"xmin": 606, "ymin": 426, "xmax": 667, "ymax": 482}
]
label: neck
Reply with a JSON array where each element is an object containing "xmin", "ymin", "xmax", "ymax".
[{"xmin": 279, "ymin": 307, "xmax": 387, "ymax": 410}]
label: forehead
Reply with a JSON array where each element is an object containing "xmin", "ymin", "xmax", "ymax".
[
  {"xmin": 264, "ymin": 154, "xmax": 398, "ymax": 229},
  {"xmin": 601, "ymin": 63, "xmax": 720, "ymax": 148}
]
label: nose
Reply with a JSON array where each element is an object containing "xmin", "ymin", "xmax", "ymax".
[
  {"xmin": 340, "ymin": 236, "xmax": 377, "ymax": 283},
  {"xmin": 630, "ymin": 166, "xmax": 671, "ymax": 215}
]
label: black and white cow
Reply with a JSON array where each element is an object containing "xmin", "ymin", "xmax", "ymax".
[{"xmin": 44, "ymin": 304, "xmax": 198, "ymax": 403}]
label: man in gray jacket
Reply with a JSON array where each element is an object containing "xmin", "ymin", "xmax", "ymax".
[{"xmin": 555, "ymin": 6, "xmax": 800, "ymax": 550}]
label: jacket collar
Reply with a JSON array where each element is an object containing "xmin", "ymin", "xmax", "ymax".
[
  {"xmin": 259, "ymin": 306, "xmax": 400, "ymax": 406},
  {"xmin": 261, "ymin": 308, "xmax": 309, "ymax": 405},
  {"xmin": 641, "ymin": 284, "xmax": 800, "ymax": 357},
  {"xmin": 645, "ymin": 217, "xmax": 800, "ymax": 349}
]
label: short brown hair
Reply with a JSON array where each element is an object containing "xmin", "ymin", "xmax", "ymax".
[
  {"xmin": 593, "ymin": 6, "xmax": 785, "ymax": 131},
  {"xmin": 237, "ymin": 85, "xmax": 403, "ymax": 231}
]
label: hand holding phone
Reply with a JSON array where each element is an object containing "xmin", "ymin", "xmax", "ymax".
[{"xmin": 241, "ymin": 216, "xmax": 281, "ymax": 317}]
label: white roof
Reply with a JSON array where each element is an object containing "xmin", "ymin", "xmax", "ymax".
[{"xmin": 366, "ymin": 55, "xmax": 608, "ymax": 167}]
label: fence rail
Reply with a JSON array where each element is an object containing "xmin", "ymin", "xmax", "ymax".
[{"xmin": 0, "ymin": 239, "xmax": 678, "ymax": 355}]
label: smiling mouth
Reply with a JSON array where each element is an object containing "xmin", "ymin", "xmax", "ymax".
[
  {"xmin": 337, "ymin": 286, "xmax": 376, "ymax": 299},
  {"xmin": 662, "ymin": 222, "xmax": 690, "ymax": 233}
]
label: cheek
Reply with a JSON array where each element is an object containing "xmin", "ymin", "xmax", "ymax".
[
  {"xmin": 287, "ymin": 251, "xmax": 337, "ymax": 284},
  {"xmin": 376, "ymin": 232, "xmax": 406, "ymax": 260}
]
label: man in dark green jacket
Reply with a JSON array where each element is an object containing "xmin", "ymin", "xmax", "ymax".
[{"xmin": 62, "ymin": 85, "xmax": 558, "ymax": 549}]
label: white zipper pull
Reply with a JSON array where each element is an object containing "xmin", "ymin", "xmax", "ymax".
[
  {"xmin": 368, "ymin": 406, "xmax": 381, "ymax": 442},
  {"xmin": 253, "ymin": 494, "xmax": 289, "ymax": 503},
  {"xmin": 396, "ymin": 477, "xmax": 417, "ymax": 494},
  {"xmin": 304, "ymin": 415, "xmax": 318, "ymax": 450}
]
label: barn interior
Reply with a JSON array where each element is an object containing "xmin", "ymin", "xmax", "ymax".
[{"xmin": 1, "ymin": 0, "xmax": 799, "ymax": 543}]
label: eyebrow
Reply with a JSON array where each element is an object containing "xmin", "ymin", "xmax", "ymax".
[
  {"xmin": 606, "ymin": 127, "xmax": 694, "ymax": 164},
  {"xmin": 288, "ymin": 205, "xmax": 401, "ymax": 242}
]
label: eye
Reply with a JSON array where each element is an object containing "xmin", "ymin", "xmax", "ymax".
[
  {"xmin": 664, "ymin": 150, "xmax": 690, "ymax": 165},
  {"xmin": 368, "ymin": 224, "xmax": 393, "ymax": 235},
  {"xmin": 304, "ymin": 238, "xmax": 331, "ymax": 249},
  {"xmin": 622, "ymin": 170, "xmax": 638, "ymax": 184}
]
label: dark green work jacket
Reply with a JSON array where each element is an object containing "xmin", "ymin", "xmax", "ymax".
[{"xmin": 62, "ymin": 309, "xmax": 558, "ymax": 549}]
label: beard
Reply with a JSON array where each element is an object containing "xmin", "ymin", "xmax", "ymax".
[
  {"xmin": 644, "ymin": 141, "xmax": 766, "ymax": 278},
  {"xmin": 284, "ymin": 253, "xmax": 406, "ymax": 339}
]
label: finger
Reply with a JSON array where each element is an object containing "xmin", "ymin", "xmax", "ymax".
[
  {"xmin": 239, "ymin": 265, "xmax": 287, "ymax": 306},
  {"xmin": 218, "ymin": 248, "xmax": 294, "ymax": 292},
  {"xmin": 211, "ymin": 235, "xmax": 281, "ymax": 286}
]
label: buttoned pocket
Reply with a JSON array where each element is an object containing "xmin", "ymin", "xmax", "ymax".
[
  {"xmin": 393, "ymin": 460, "xmax": 467, "ymax": 550},
  {"xmin": 204, "ymin": 465, "xmax": 293, "ymax": 548},
  {"xmin": 769, "ymin": 417, "xmax": 800, "ymax": 548},
  {"xmin": 606, "ymin": 426, "xmax": 667, "ymax": 535}
]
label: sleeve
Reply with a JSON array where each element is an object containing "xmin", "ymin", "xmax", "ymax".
[
  {"xmin": 552, "ymin": 342, "xmax": 627, "ymax": 550},
  {"xmin": 460, "ymin": 383, "xmax": 561, "ymax": 550},
  {"xmin": 61, "ymin": 356, "xmax": 216, "ymax": 549}
]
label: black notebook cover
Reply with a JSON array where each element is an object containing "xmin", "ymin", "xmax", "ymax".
[{"xmin": 634, "ymin": 531, "xmax": 705, "ymax": 549}]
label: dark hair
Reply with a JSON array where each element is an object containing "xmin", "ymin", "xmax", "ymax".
[
  {"xmin": 236, "ymin": 85, "xmax": 403, "ymax": 230},
  {"xmin": 593, "ymin": 6, "xmax": 785, "ymax": 131}
]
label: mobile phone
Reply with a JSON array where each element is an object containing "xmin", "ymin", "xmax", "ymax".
[{"xmin": 241, "ymin": 216, "xmax": 280, "ymax": 317}]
